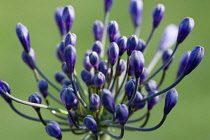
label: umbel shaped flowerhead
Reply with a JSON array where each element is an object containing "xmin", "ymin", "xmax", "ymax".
[
  {"xmin": 83, "ymin": 115, "xmax": 98, "ymax": 134},
  {"xmin": 45, "ymin": 121, "xmax": 62, "ymax": 140},
  {"xmin": 164, "ymin": 88, "xmax": 178, "ymax": 115},
  {"xmin": 28, "ymin": 92, "xmax": 42, "ymax": 112}
]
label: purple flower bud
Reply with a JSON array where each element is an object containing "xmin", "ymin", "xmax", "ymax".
[
  {"xmin": 90, "ymin": 94, "xmax": 100, "ymax": 112},
  {"xmin": 99, "ymin": 61, "xmax": 108, "ymax": 75},
  {"xmin": 54, "ymin": 72, "xmax": 66, "ymax": 84},
  {"xmin": 104, "ymin": 0, "xmax": 114, "ymax": 13},
  {"xmin": 81, "ymin": 69, "xmax": 92, "ymax": 86},
  {"xmin": 62, "ymin": 5, "xmax": 75, "ymax": 33},
  {"xmin": 94, "ymin": 72, "xmax": 106, "ymax": 89},
  {"xmin": 131, "ymin": 91, "xmax": 145, "ymax": 110},
  {"xmin": 177, "ymin": 51, "xmax": 191, "ymax": 78},
  {"xmin": 128, "ymin": 66, "xmax": 134, "ymax": 77},
  {"xmin": 125, "ymin": 79, "xmax": 135, "ymax": 99},
  {"xmin": 45, "ymin": 121, "xmax": 62, "ymax": 140},
  {"xmin": 162, "ymin": 49, "xmax": 174, "ymax": 71},
  {"xmin": 22, "ymin": 48, "xmax": 36, "ymax": 70},
  {"xmin": 64, "ymin": 33, "xmax": 77, "ymax": 47},
  {"xmin": 127, "ymin": 35, "xmax": 138, "ymax": 56},
  {"xmin": 152, "ymin": 4, "xmax": 165, "ymax": 28},
  {"xmin": 54, "ymin": 7, "xmax": 66, "ymax": 36},
  {"xmin": 89, "ymin": 51, "xmax": 100, "ymax": 70},
  {"xmin": 145, "ymin": 80, "xmax": 157, "ymax": 93},
  {"xmin": 183, "ymin": 46, "xmax": 204, "ymax": 75},
  {"xmin": 28, "ymin": 92, "xmax": 42, "ymax": 112},
  {"xmin": 63, "ymin": 45, "xmax": 76, "ymax": 74},
  {"xmin": 147, "ymin": 91, "xmax": 159, "ymax": 110},
  {"xmin": 117, "ymin": 36, "xmax": 127, "ymax": 56},
  {"xmin": 67, "ymin": 112, "xmax": 77, "ymax": 127},
  {"xmin": 16, "ymin": 23, "xmax": 31, "ymax": 53},
  {"xmin": 108, "ymin": 42, "xmax": 119, "ymax": 66},
  {"xmin": 37, "ymin": 80, "xmax": 48, "ymax": 98},
  {"xmin": 129, "ymin": 50, "xmax": 145, "ymax": 78},
  {"xmin": 83, "ymin": 56, "xmax": 92, "ymax": 71},
  {"xmin": 92, "ymin": 20, "xmax": 104, "ymax": 41},
  {"xmin": 56, "ymin": 41, "xmax": 65, "ymax": 62},
  {"xmin": 140, "ymin": 68, "xmax": 148, "ymax": 85},
  {"xmin": 107, "ymin": 21, "xmax": 119, "ymax": 42},
  {"xmin": 61, "ymin": 62, "xmax": 68, "ymax": 75},
  {"xmin": 60, "ymin": 87, "xmax": 76, "ymax": 110},
  {"xmin": 164, "ymin": 89, "xmax": 178, "ymax": 115},
  {"xmin": 136, "ymin": 39, "xmax": 146, "ymax": 52},
  {"xmin": 117, "ymin": 59, "xmax": 126, "ymax": 76},
  {"xmin": 0, "ymin": 81, "xmax": 11, "ymax": 103},
  {"xmin": 84, "ymin": 115, "xmax": 98, "ymax": 134},
  {"xmin": 116, "ymin": 104, "xmax": 129, "ymax": 125},
  {"xmin": 177, "ymin": 17, "xmax": 194, "ymax": 44},
  {"xmin": 72, "ymin": 98, "xmax": 78, "ymax": 110},
  {"xmin": 158, "ymin": 24, "xmax": 178, "ymax": 51},
  {"xmin": 101, "ymin": 89, "xmax": 115, "ymax": 114},
  {"xmin": 92, "ymin": 41, "xmax": 103, "ymax": 55},
  {"xmin": 129, "ymin": 0, "xmax": 143, "ymax": 27}
]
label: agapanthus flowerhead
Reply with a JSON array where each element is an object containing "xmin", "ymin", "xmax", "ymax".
[
  {"xmin": 54, "ymin": 72, "xmax": 66, "ymax": 84},
  {"xmin": 140, "ymin": 67, "xmax": 148, "ymax": 85},
  {"xmin": 83, "ymin": 115, "xmax": 98, "ymax": 134},
  {"xmin": 81, "ymin": 69, "xmax": 92, "ymax": 86},
  {"xmin": 16, "ymin": 23, "xmax": 31, "ymax": 53},
  {"xmin": 162, "ymin": 49, "xmax": 174, "ymax": 71},
  {"xmin": 129, "ymin": 0, "xmax": 143, "ymax": 28},
  {"xmin": 89, "ymin": 94, "xmax": 100, "ymax": 112},
  {"xmin": 22, "ymin": 48, "xmax": 36, "ymax": 70},
  {"xmin": 158, "ymin": 24, "xmax": 178, "ymax": 51},
  {"xmin": 54, "ymin": 7, "xmax": 66, "ymax": 36},
  {"xmin": 63, "ymin": 45, "xmax": 76, "ymax": 74},
  {"xmin": 131, "ymin": 91, "xmax": 145, "ymax": 110},
  {"xmin": 117, "ymin": 36, "xmax": 127, "ymax": 56},
  {"xmin": 136, "ymin": 38, "xmax": 146, "ymax": 52},
  {"xmin": 145, "ymin": 80, "xmax": 157, "ymax": 93},
  {"xmin": 60, "ymin": 87, "xmax": 76, "ymax": 110},
  {"xmin": 104, "ymin": 0, "xmax": 114, "ymax": 13},
  {"xmin": 92, "ymin": 20, "xmax": 104, "ymax": 41},
  {"xmin": 89, "ymin": 51, "xmax": 100, "ymax": 70},
  {"xmin": 107, "ymin": 21, "xmax": 119, "ymax": 42},
  {"xmin": 98, "ymin": 61, "xmax": 109, "ymax": 75},
  {"xmin": 92, "ymin": 41, "xmax": 103, "ymax": 56},
  {"xmin": 101, "ymin": 89, "xmax": 115, "ymax": 114},
  {"xmin": 177, "ymin": 51, "xmax": 191, "ymax": 78},
  {"xmin": 129, "ymin": 50, "xmax": 145, "ymax": 78},
  {"xmin": 117, "ymin": 59, "xmax": 126, "ymax": 76},
  {"xmin": 37, "ymin": 79, "xmax": 48, "ymax": 98},
  {"xmin": 127, "ymin": 35, "xmax": 138, "ymax": 56},
  {"xmin": 45, "ymin": 121, "xmax": 62, "ymax": 140},
  {"xmin": 116, "ymin": 104, "xmax": 129, "ymax": 125},
  {"xmin": 28, "ymin": 92, "xmax": 42, "ymax": 112},
  {"xmin": 94, "ymin": 72, "xmax": 106, "ymax": 89},
  {"xmin": 177, "ymin": 17, "xmax": 194, "ymax": 44},
  {"xmin": 152, "ymin": 4, "xmax": 165, "ymax": 28},
  {"xmin": 125, "ymin": 79, "xmax": 135, "ymax": 99},
  {"xmin": 164, "ymin": 88, "xmax": 178, "ymax": 115},
  {"xmin": 62, "ymin": 5, "xmax": 75, "ymax": 33},
  {"xmin": 147, "ymin": 91, "xmax": 159, "ymax": 110},
  {"xmin": 183, "ymin": 46, "xmax": 204, "ymax": 76},
  {"xmin": 0, "ymin": 80, "xmax": 11, "ymax": 103},
  {"xmin": 108, "ymin": 42, "xmax": 119, "ymax": 66},
  {"xmin": 64, "ymin": 33, "xmax": 77, "ymax": 47}
]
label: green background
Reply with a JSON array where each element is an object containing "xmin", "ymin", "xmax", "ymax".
[{"xmin": 0, "ymin": 0, "xmax": 209, "ymax": 140}]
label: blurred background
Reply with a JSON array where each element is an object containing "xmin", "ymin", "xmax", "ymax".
[{"xmin": 0, "ymin": 0, "xmax": 209, "ymax": 140}]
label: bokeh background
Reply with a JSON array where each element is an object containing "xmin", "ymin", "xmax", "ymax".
[{"xmin": 0, "ymin": 0, "xmax": 209, "ymax": 140}]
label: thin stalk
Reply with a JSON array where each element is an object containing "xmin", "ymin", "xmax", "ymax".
[
  {"xmin": 110, "ymin": 57, "xmax": 121, "ymax": 91},
  {"xmin": 140, "ymin": 110, "xmax": 150, "ymax": 127},
  {"xmin": 127, "ymin": 112, "xmax": 147, "ymax": 123},
  {"xmin": 33, "ymin": 69, "xmax": 40, "ymax": 81},
  {"xmin": 143, "ymin": 27, "xmax": 155, "ymax": 54},
  {"xmin": 67, "ymin": 110, "xmax": 86, "ymax": 129},
  {"xmin": 37, "ymin": 111, "xmax": 47, "ymax": 126},
  {"xmin": 70, "ymin": 127, "xmax": 88, "ymax": 135},
  {"xmin": 126, "ymin": 77, "xmax": 140, "ymax": 106},
  {"xmin": 157, "ymin": 70, "xmax": 166, "ymax": 89},
  {"xmin": 107, "ymin": 66, "xmax": 113, "ymax": 89},
  {"xmin": 102, "ymin": 125, "xmax": 125, "ymax": 139},
  {"xmin": 147, "ymin": 50, "xmax": 162, "ymax": 74},
  {"xmin": 134, "ymin": 26, "xmax": 140, "ymax": 37}
]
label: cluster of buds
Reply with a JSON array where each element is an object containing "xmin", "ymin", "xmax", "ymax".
[{"xmin": 0, "ymin": 0, "xmax": 204, "ymax": 140}]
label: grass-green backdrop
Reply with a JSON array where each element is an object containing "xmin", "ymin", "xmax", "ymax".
[{"xmin": 0, "ymin": 0, "xmax": 209, "ymax": 140}]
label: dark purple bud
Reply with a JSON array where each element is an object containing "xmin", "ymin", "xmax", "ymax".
[
  {"xmin": 94, "ymin": 72, "xmax": 106, "ymax": 89},
  {"xmin": 63, "ymin": 45, "xmax": 76, "ymax": 74},
  {"xmin": 60, "ymin": 87, "xmax": 76, "ymax": 110},
  {"xmin": 129, "ymin": 50, "xmax": 145, "ymax": 78},
  {"xmin": 0, "ymin": 81, "xmax": 11, "ymax": 103},
  {"xmin": 89, "ymin": 51, "xmax": 100, "ymax": 70},
  {"xmin": 64, "ymin": 33, "xmax": 77, "ymax": 47},
  {"xmin": 37, "ymin": 79, "xmax": 48, "ymax": 98},
  {"xmin": 152, "ymin": 4, "xmax": 165, "ymax": 28},
  {"xmin": 136, "ymin": 39, "xmax": 146, "ymax": 52},
  {"xmin": 45, "ymin": 121, "xmax": 62, "ymax": 140},
  {"xmin": 56, "ymin": 41, "xmax": 65, "ymax": 62},
  {"xmin": 125, "ymin": 79, "xmax": 135, "ymax": 99},
  {"xmin": 16, "ymin": 23, "xmax": 30, "ymax": 53},
  {"xmin": 55, "ymin": 7, "xmax": 66, "ymax": 36},
  {"xmin": 101, "ymin": 89, "xmax": 115, "ymax": 114},
  {"xmin": 104, "ymin": 0, "xmax": 114, "ymax": 13},
  {"xmin": 22, "ymin": 48, "xmax": 36, "ymax": 70},
  {"xmin": 81, "ymin": 69, "xmax": 92, "ymax": 86},
  {"xmin": 162, "ymin": 49, "xmax": 174, "ymax": 71},
  {"xmin": 107, "ymin": 21, "xmax": 119, "ymax": 42},
  {"xmin": 108, "ymin": 42, "xmax": 119, "ymax": 66},
  {"xmin": 92, "ymin": 20, "xmax": 104, "ymax": 41},
  {"xmin": 127, "ymin": 35, "xmax": 138, "ymax": 56},
  {"xmin": 164, "ymin": 88, "xmax": 178, "ymax": 115},
  {"xmin": 115, "ymin": 104, "xmax": 129, "ymax": 125},
  {"xmin": 140, "ymin": 68, "xmax": 148, "ymax": 85},
  {"xmin": 183, "ymin": 46, "xmax": 204, "ymax": 75},
  {"xmin": 158, "ymin": 24, "xmax": 178, "ymax": 51},
  {"xmin": 177, "ymin": 51, "xmax": 191, "ymax": 78},
  {"xmin": 129, "ymin": 0, "xmax": 143, "ymax": 27},
  {"xmin": 62, "ymin": 5, "xmax": 75, "ymax": 33},
  {"xmin": 117, "ymin": 36, "xmax": 127, "ymax": 56},
  {"xmin": 83, "ymin": 56, "xmax": 92, "ymax": 71},
  {"xmin": 98, "ymin": 61, "xmax": 108, "ymax": 75},
  {"xmin": 117, "ymin": 59, "xmax": 126, "ymax": 76},
  {"xmin": 62, "ymin": 79, "xmax": 71, "ymax": 88},
  {"xmin": 131, "ymin": 91, "xmax": 144, "ymax": 110},
  {"xmin": 54, "ymin": 72, "xmax": 66, "ymax": 84},
  {"xmin": 67, "ymin": 112, "xmax": 77, "ymax": 127},
  {"xmin": 28, "ymin": 92, "xmax": 42, "ymax": 112},
  {"xmin": 145, "ymin": 80, "xmax": 157, "ymax": 93},
  {"xmin": 128, "ymin": 66, "xmax": 134, "ymax": 77},
  {"xmin": 84, "ymin": 116, "xmax": 98, "ymax": 134},
  {"xmin": 90, "ymin": 94, "xmax": 100, "ymax": 112},
  {"xmin": 177, "ymin": 17, "xmax": 194, "ymax": 44},
  {"xmin": 147, "ymin": 91, "xmax": 159, "ymax": 110},
  {"xmin": 92, "ymin": 41, "xmax": 103, "ymax": 55},
  {"xmin": 61, "ymin": 62, "xmax": 68, "ymax": 75}
]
